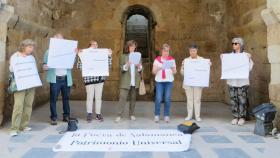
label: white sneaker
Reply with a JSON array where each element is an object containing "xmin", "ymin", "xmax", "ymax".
[
  {"xmin": 154, "ymin": 116, "xmax": 160, "ymax": 123},
  {"xmin": 164, "ymin": 116, "xmax": 170, "ymax": 123},
  {"xmin": 185, "ymin": 116, "xmax": 192, "ymax": 121},
  {"xmin": 238, "ymin": 118, "xmax": 245, "ymax": 126},
  {"xmin": 115, "ymin": 116, "xmax": 121, "ymax": 123},
  {"xmin": 23, "ymin": 127, "xmax": 32, "ymax": 131},
  {"xmin": 196, "ymin": 117, "xmax": 202, "ymax": 122},
  {"xmin": 231, "ymin": 118, "xmax": 238, "ymax": 125},
  {"xmin": 130, "ymin": 115, "xmax": 136, "ymax": 121},
  {"xmin": 10, "ymin": 131, "xmax": 18, "ymax": 137}
]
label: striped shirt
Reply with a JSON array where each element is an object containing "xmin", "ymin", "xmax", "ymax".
[{"xmin": 77, "ymin": 56, "xmax": 112, "ymax": 85}]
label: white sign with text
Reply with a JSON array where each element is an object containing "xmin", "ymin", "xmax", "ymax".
[
  {"xmin": 184, "ymin": 59, "xmax": 210, "ymax": 87},
  {"xmin": 12, "ymin": 55, "xmax": 42, "ymax": 91},
  {"xmin": 53, "ymin": 129, "xmax": 191, "ymax": 152},
  {"xmin": 78, "ymin": 48, "xmax": 109, "ymax": 77},
  {"xmin": 47, "ymin": 38, "xmax": 78, "ymax": 69},
  {"xmin": 221, "ymin": 53, "xmax": 249, "ymax": 79}
]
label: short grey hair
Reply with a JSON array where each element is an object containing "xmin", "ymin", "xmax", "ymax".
[
  {"xmin": 232, "ymin": 37, "xmax": 244, "ymax": 47},
  {"xmin": 161, "ymin": 43, "xmax": 170, "ymax": 50},
  {"xmin": 18, "ymin": 39, "xmax": 36, "ymax": 52}
]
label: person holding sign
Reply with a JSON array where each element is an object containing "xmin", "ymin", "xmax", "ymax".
[
  {"xmin": 115, "ymin": 40, "xmax": 143, "ymax": 123},
  {"xmin": 180, "ymin": 43, "xmax": 211, "ymax": 122},
  {"xmin": 221, "ymin": 37, "xmax": 254, "ymax": 126},
  {"xmin": 9, "ymin": 39, "xmax": 38, "ymax": 137},
  {"xmin": 77, "ymin": 40, "xmax": 112, "ymax": 122},
  {"xmin": 152, "ymin": 44, "xmax": 177, "ymax": 123},
  {"xmin": 43, "ymin": 33, "xmax": 74, "ymax": 125}
]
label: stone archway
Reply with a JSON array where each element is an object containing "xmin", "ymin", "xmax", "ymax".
[
  {"xmin": 0, "ymin": 2, "xmax": 14, "ymax": 125},
  {"xmin": 121, "ymin": 4, "xmax": 157, "ymax": 100},
  {"xmin": 262, "ymin": 2, "xmax": 280, "ymax": 128}
]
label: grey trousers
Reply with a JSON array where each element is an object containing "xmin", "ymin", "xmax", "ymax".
[{"xmin": 117, "ymin": 87, "xmax": 136, "ymax": 117}]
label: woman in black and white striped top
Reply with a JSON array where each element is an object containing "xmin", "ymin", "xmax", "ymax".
[{"xmin": 77, "ymin": 40, "xmax": 112, "ymax": 122}]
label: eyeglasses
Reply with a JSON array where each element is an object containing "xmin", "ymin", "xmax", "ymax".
[{"xmin": 232, "ymin": 43, "xmax": 239, "ymax": 45}]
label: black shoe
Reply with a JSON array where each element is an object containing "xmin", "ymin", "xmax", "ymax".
[
  {"xmin": 87, "ymin": 113, "xmax": 93, "ymax": 123},
  {"xmin": 62, "ymin": 116, "xmax": 69, "ymax": 122},
  {"xmin": 95, "ymin": 114, "xmax": 104, "ymax": 122},
  {"xmin": 50, "ymin": 119, "xmax": 57, "ymax": 125}
]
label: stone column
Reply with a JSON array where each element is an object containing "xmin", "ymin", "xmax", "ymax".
[
  {"xmin": 261, "ymin": 0, "xmax": 280, "ymax": 128},
  {"xmin": 0, "ymin": 2, "xmax": 14, "ymax": 125}
]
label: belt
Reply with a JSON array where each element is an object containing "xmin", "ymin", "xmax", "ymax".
[{"xmin": 56, "ymin": 76, "xmax": 67, "ymax": 80}]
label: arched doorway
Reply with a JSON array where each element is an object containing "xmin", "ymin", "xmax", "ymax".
[{"xmin": 121, "ymin": 5, "xmax": 157, "ymax": 100}]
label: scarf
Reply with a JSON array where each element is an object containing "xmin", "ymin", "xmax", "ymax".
[{"xmin": 156, "ymin": 56, "xmax": 174, "ymax": 79}]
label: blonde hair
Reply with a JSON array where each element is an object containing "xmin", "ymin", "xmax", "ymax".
[
  {"xmin": 161, "ymin": 43, "xmax": 170, "ymax": 51},
  {"xmin": 18, "ymin": 39, "xmax": 36, "ymax": 52}
]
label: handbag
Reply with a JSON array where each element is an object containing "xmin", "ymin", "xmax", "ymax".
[
  {"xmin": 67, "ymin": 118, "xmax": 79, "ymax": 131},
  {"xmin": 177, "ymin": 121, "xmax": 200, "ymax": 134},
  {"xmin": 139, "ymin": 73, "xmax": 146, "ymax": 95},
  {"xmin": 8, "ymin": 72, "xmax": 17, "ymax": 94},
  {"xmin": 59, "ymin": 117, "xmax": 79, "ymax": 134}
]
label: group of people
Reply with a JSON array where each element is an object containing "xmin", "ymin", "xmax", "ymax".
[{"xmin": 8, "ymin": 33, "xmax": 254, "ymax": 137}]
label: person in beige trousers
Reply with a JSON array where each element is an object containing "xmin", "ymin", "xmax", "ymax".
[{"xmin": 180, "ymin": 43, "xmax": 211, "ymax": 122}]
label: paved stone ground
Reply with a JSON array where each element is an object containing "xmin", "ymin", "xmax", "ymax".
[{"xmin": 0, "ymin": 101, "xmax": 279, "ymax": 158}]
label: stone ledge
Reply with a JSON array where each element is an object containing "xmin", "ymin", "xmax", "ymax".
[
  {"xmin": 269, "ymin": 84, "xmax": 280, "ymax": 102},
  {"xmin": 261, "ymin": 8, "xmax": 279, "ymax": 26},
  {"xmin": 7, "ymin": 15, "xmax": 53, "ymax": 37},
  {"xmin": 268, "ymin": 45, "xmax": 280, "ymax": 63}
]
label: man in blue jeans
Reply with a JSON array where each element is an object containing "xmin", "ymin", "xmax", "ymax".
[{"xmin": 43, "ymin": 33, "xmax": 73, "ymax": 125}]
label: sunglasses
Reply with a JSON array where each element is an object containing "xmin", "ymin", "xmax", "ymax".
[{"xmin": 232, "ymin": 43, "xmax": 239, "ymax": 45}]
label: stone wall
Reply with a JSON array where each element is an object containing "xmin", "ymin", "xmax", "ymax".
[
  {"xmin": 1, "ymin": 0, "xmax": 55, "ymax": 124},
  {"xmin": 262, "ymin": 0, "xmax": 280, "ymax": 128},
  {"xmin": 224, "ymin": 0, "xmax": 270, "ymax": 109},
  {"xmin": 50, "ymin": 0, "xmax": 230, "ymax": 102},
  {"xmin": 0, "ymin": 0, "xmax": 274, "ymax": 125}
]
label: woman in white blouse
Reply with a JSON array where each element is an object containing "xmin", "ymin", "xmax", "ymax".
[
  {"xmin": 221, "ymin": 37, "xmax": 254, "ymax": 126},
  {"xmin": 152, "ymin": 43, "xmax": 177, "ymax": 123},
  {"xmin": 180, "ymin": 43, "xmax": 211, "ymax": 122}
]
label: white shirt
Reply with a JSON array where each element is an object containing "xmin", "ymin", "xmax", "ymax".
[
  {"xmin": 55, "ymin": 68, "xmax": 67, "ymax": 76},
  {"xmin": 123, "ymin": 64, "xmax": 142, "ymax": 86},
  {"xmin": 226, "ymin": 52, "xmax": 254, "ymax": 87},
  {"xmin": 153, "ymin": 58, "xmax": 176, "ymax": 82}
]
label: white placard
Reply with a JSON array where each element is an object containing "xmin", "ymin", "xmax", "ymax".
[
  {"xmin": 78, "ymin": 48, "xmax": 109, "ymax": 77},
  {"xmin": 221, "ymin": 53, "xmax": 249, "ymax": 79},
  {"xmin": 53, "ymin": 129, "xmax": 191, "ymax": 152},
  {"xmin": 12, "ymin": 56, "xmax": 42, "ymax": 91},
  {"xmin": 129, "ymin": 52, "xmax": 141, "ymax": 64},
  {"xmin": 184, "ymin": 59, "xmax": 210, "ymax": 87},
  {"xmin": 47, "ymin": 38, "xmax": 78, "ymax": 69},
  {"xmin": 162, "ymin": 60, "xmax": 176, "ymax": 69}
]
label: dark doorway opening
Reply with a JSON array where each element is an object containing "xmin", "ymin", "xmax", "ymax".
[{"xmin": 121, "ymin": 5, "xmax": 157, "ymax": 100}]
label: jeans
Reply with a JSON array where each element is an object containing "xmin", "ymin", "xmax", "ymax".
[
  {"xmin": 50, "ymin": 76, "xmax": 71, "ymax": 120},
  {"xmin": 154, "ymin": 82, "xmax": 173, "ymax": 116}
]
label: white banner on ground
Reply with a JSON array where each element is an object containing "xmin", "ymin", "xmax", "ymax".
[
  {"xmin": 78, "ymin": 48, "xmax": 109, "ymax": 77},
  {"xmin": 184, "ymin": 59, "xmax": 210, "ymax": 87},
  {"xmin": 221, "ymin": 53, "xmax": 249, "ymax": 79},
  {"xmin": 47, "ymin": 38, "xmax": 78, "ymax": 69},
  {"xmin": 53, "ymin": 129, "xmax": 191, "ymax": 152},
  {"xmin": 12, "ymin": 55, "xmax": 42, "ymax": 91}
]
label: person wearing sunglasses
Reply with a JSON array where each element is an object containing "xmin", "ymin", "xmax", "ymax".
[{"xmin": 221, "ymin": 37, "xmax": 254, "ymax": 126}]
